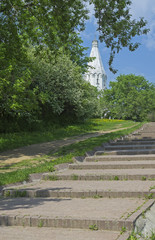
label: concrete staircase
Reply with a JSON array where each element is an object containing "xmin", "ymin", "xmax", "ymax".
[{"xmin": 1, "ymin": 123, "xmax": 155, "ymax": 240}]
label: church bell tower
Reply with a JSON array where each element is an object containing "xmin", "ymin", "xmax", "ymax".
[{"xmin": 85, "ymin": 39, "xmax": 107, "ymax": 90}]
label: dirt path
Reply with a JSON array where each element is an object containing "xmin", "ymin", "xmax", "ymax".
[{"xmin": 0, "ymin": 125, "xmax": 138, "ymax": 165}]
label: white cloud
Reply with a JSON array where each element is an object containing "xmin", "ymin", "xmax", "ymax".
[
  {"xmin": 144, "ymin": 21, "xmax": 155, "ymax": 49},
  {"xmin": 86, "ymin": 2, "xmax": 94, "ymax": 19},
  {"xmin": 86, "ymin": 2, "xmax": 98, "ymax": 26}
]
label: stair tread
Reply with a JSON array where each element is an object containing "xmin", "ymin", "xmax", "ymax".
[
  {"xmin": 106, "ymin": 144, "xmax": 155, "ymax": 146},
  {"xmin": 97, "ymin": 149, "xmax": 155, "ymax": 155},
  {"xmin": 4, "ymin": 180, "xmax": 155, "ymax": 193},
  {"xmin": 0, "ymin": 197, "xmax": 145, "ymax": 220},
  {"xmin": 105, "ymin": 145, "xmax": 155, "ymax": 149},
  {"xmin": 85, "ymin": 155, "xmax": 155, "ymax": 161},
  {"xmin": 0, "ymin": 226, "xmax": 121, "ymax": 240},
  {"xmin": 45, "ymin": 168, "xmax": 155, "ymax": 176},
  {"xmin": 87, "ymin": 154, "xmax": 155, "ymax": 159},
  {"xmin": 71, "ymin": 160, "xmax": 155, "ymax": 166},
  {"xmin": 110, "ymin": 141, "xmax": 155, "ymax": 145}
]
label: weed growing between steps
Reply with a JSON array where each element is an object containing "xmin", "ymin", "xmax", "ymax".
[
  {"xmin": 38, "ymin": 220, "xmax": 44, "ymax": 228},
  {"xmin": 149, "ymin": 186, "xmax": 155, "ymax": 190},
  {"xmin": 46, "ymin": 175, "xmax": 59, "ymax": 181},
  {"xmin": 114, "ymin": 176, "xmax": 119, "ymax": 181},
  {"xmin": 0, "ymin": 123, "xmax": 143, "ymax": 186},
  {"xmin": 71, "ymin": 174, "xmax": 79, "ymax": 180},
  {"xmin": 125, "ymin": 200, "xmax": 148, "ymax": 219},
  {"xmin": 93, "ymin": 195, "xmax": 103, "ymax": 199},
  {"xmin": 120, "ymin": 227, "xmax": 127, "ymax": 234},
  {"xmin": 3, "ymin": 190, "xmax": 27, "ymax": 198},
  {"xmin": 128, "ymin": 231, "xmax": 155, "ymax": 240},
  {"xmin": 144, "ymin": 193, "xmax": 154, "ymax": 199},
  {"xmin": 89, "ymin": 224, "xmax": 98, "ymax": 231},
  {"xmin": 142, "ymin": 176, "xmax": 147, "ymax": 181}
]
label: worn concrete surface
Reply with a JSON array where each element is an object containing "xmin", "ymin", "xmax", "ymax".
[
  {"xmin": 4, "ymin": 180, "xmax": 155, "ymax": 193},
  {"xmin": 0, "ymin": 198, "xmax": 144, "ymax": 220},
  {"xmin": 0, "ymin": 226, "xmax": 120, "ymax": 240},
  {"xmin": 43, "ymin": 168, "xmax": 155, "ymax": 180}
]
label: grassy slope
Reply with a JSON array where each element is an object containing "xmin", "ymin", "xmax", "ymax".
[
  {"xmin": 0, "ymin": 119, "xmax": 135, "ymax": 152},
  {"xmin": 0, "ymin": 121, "xmax": 143, "ymax": 186}
]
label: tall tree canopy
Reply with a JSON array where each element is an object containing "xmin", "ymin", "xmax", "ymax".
[
  {"xmin": 1, "ymin": 0, "xmax": 149, "ymax": 72},
  {"xmin": 0, "ymin": 0, "xmax": 150, "ymax": 132}
]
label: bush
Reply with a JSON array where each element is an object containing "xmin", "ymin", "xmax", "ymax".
[{"xmin": 0, "ymin": 48, "xmax": 101, "ymax": 132}]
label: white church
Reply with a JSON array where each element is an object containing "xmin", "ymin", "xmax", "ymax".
[{"xmin": 84, "ymin": 39, "xmax": 107, "ymax": 90}]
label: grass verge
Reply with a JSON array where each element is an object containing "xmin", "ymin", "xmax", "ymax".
[
  {"xmin": 52, "ymin": 122, "xmax": 143, "ymax": 157},
  {"xmin": 0, "ymin": 119, "xmax": 136, "ymax": 152},
  {"xmin": 0, "ymin": 122, "xmax": 143, "ymax": 186}
]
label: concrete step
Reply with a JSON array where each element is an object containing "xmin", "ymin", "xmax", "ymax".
[
  {"xmin": 42, "ymin": 169, "xmax": 155, "ymax": 181},
  {"xmin": 116, "ymin": 138, "xmax": 155, "ymax": 142},
  {"xmin": 96, "ymin": 149, "xmax": 155, "ymax": 156},
  {"xmin": 104, "ymin": 145, "xmax": 155, "ymax": 151},
  {"xmin": 85, "ymin": 155, "xmax": 155, "ymax": 162},
  {"xmin": 139, "ymin": 131, "xmax": 155, "ymax": 133},
  {"xmin": 0, "ymin": 226, "xmax": 123, "ymax": 240},
  {"xmin": 109, "ymin": 141, "xmax": 155, "ymax": 146},
  {"xmin": 3, "ymin": 180, "xmax": 155, "ymax": 199},
  {"xmin": 69, "ymin": 161, "xmax": 155, "ymax": 170},
  {"xmin": 0, "ymin": 197, "xmax": 153, "ymax": 231},
  {"xmin": 134, "ymin": 134, "xmax": 155, "ymax": 138}
]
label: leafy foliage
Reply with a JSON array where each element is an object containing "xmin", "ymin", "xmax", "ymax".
[
  {"xmin": 91, "ymin": 0, "xmax": 149, "ymax": 73},
  {"xmin": 1, "ymin": 0, "xmax": 149, "ymax": 73},
  {"xmin": 30, "ymin": 49, "xmax": 99, "ymax": 121},
  {"xmin": 0, "ymin": 0, "xmax": 150, "ymax": 132},
  {"xmin": 0, "ymin": 48, "xmax": 100, "ymax": 132},
  {"xmin": 103, "ymin": 74, "xmax": 155, "ymax": 121},
  {"xmin": 0, "ymin": 0, "xmax": 89, "ymax": 70}
]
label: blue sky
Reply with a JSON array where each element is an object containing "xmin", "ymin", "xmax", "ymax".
[{"xmin": 80, "ymin": 0, "xmax": 155, "ymax": 87}]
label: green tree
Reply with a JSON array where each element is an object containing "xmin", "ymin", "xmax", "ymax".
[
  {"xmin": 0, "ymin": 0, "xmax": 150, "ymax": 131},
  {"xmin": 1, "ymin": 0, "xmax": 149, "ymax": 72},
  {"xmin": 0, "ymin": 45, "xmax": 38, "ymax": 132},
  {"xmin": 92, "ymin": 0, "xmax": 149, "ymax": 73},
  {"xmin": 30, "ymin": 49, "xmax": 99, "ymax": 121},
  {"xmin": 103, "ymin": 74, "xmax": 155, "ymax": 121},
  {"xmin": 0, "ymin": 0, "xmax": 89, "ymax": 70}
]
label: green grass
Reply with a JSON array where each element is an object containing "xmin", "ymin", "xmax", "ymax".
[
  {"xmin": 0, "ymin": 122, "xmax": 143, "ymax": 186},
  {"xmin": 0, "ymin": 119, "xmax": 136, "ymax": 152},
  {"xmin": 0, "ymin": 154, "xmax": 74, "ymax": 186},
  {"xmin": 52, "ymin": 122, "xmax": 143, "ymax": 157}
]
